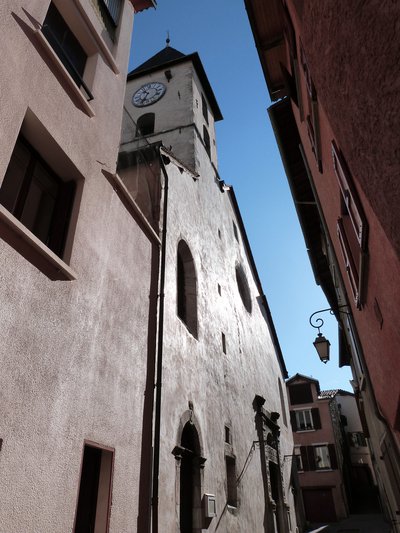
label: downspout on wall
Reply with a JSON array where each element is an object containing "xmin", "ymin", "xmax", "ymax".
[{"xmin": 151, "ymin": 147, "xmax": 170, "ymax": 533}]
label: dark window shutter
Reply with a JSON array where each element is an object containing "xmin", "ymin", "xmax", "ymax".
[
  {"xmin": 49, "ymin": 180, "xmax": 76, "ymax": 257},
  {"xmin": 332, "ymin": 141, "xmax": 367, "ymax": 249},
  {"xmin": 337, "ymin": 218, "xmax": 360, "ymax": 306},
  {"xmin": 289, "ymin": 384, "xmax": 313, "ymax": 405},
  {"xmin": 328, "ymin": 444, "xmax": 338, "ymax": 469},
  {"xmin": 307, "ymin": 446, "xmax": 316, "ymax": 471},
  {"xmin": 300, "ymin": 446, "xmax": 309, "ymax": 471},
  {"xmin": 290, "ymin": 411, "xmax": 298, "ymax": 431},
  {"xmin": 311, "ymin": 408, "xmax": 321, "ymax": 429},
  {"xmin": 280, "ymin": 63, "xmax": 299, "ymax": 107}
]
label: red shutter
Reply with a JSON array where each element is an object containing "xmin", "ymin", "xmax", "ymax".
[
  {"xmin": 300, "ymin": 43, "xmax": 313, "ymax": 97},
  {"xmin": 311, "ymin": 408, "xmax": 321, "ymax": 429},
  {"xmin": 328, "ymin": 444, "xmax": 338, "ymax": 469},
  {"xmin": 332, "ymin": 141, "xmax": 367, "ymax": 250},
  {"xmin": 337, "ymin": 218, "xmax": 360, "ymax": 306}
]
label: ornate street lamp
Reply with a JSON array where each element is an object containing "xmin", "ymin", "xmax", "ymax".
[{"xmin": 309, "ymin": 306, "xmax": 350, "ymax": 364}]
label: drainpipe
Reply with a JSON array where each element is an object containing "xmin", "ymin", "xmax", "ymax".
[{"xmin": 151, "ymin": 148, "xmax": 170, "ymax": 533}]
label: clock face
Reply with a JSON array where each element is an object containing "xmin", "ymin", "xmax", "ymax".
[{"xmin": 132, "ymin": 82, "xmax": 166, "ymax": 107}]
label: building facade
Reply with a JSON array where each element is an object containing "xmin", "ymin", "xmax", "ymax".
[
  {"xmin": 0, "ymin": 1, "xmax": 155, "ymax": 532},
  {"xmin": 244, "ymin": 1, "xmax": 400, "ymax": 529},
  {"xmin": 287, "ymin": 375, "xmax": 348, "ymax": 525},
  {"xmin": 332, "ymin": 390, "xmax": 379, "ymax": 513},
  {"xmin": 119, "ymin": 44, "xmax": 297, "ymax": 532}
]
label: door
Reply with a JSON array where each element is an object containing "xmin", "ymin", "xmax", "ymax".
[{"xmin": 302, "ymin": 488, "xmax": 337, "ymax": 523}]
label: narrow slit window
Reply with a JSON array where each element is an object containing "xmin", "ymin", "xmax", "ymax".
[
  {"xmin": 233, "ymin": 221, "xmax": 239, "ymax": 242},
  {"xmin": 226, "ymin": 456, "xmax": 237, "ymax": 507},
  {"xmin": 222, "ymin": 332, "xmax": 226, "ymax": 354},
  {"xmin": 201, "ymin": 94, "xmax": 209, "ymax": 124},
  {"xmin": 203, "ymin": 126, "xmax": 211, "ymax": 157}
]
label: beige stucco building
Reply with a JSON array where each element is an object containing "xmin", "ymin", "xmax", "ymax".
[
  {"xmin": 0, "ymin": 2, "xmax": 296, "ymax": 531},
  {"xmin": 119, "ymin": 45, "xmax": 297, "ymax": 532},
  {"xmin": 0, "ymin": 1, "xmax": 155, "ymax": 532}
]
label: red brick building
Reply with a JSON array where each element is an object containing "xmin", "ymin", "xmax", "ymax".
[{"xmin": 244, "ymin": 1, "xmax": 400, "ymax": 529}]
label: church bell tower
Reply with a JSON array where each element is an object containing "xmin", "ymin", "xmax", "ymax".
[{"xmin": 120, "ymin": 43, "xmax": 223, "ymax": 173}]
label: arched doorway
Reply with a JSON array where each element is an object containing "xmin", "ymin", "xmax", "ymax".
[{"xmin": 179, "ymin": 422, "xmax": 202, "ymax": 533}]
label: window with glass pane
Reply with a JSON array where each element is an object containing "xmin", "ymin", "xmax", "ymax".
[
  {"xmin": 295, "ymin": 409, "xmax": 314, "ymax": 430},
  {"xmin": 0, "ymin": 137, "xmax": 75, "ymax": 258},
  {"xmin": 314, "ymin": 445, "xmax": 331, "ymax": 469},
  {"xmin": 294, "ymin": 448, "xmax": 303, "ymax": 471},
  {"xmin": 42, "ymin": 3, "xmax": 87, "ymax": 88},
  {"xmin": 95, "ymin": 0, "xmax": 122, "ymax": 40}
]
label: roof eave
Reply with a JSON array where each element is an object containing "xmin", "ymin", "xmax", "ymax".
[{"xmin": 244, "ymin": 0, "xmax": 287, "ymax": 101}]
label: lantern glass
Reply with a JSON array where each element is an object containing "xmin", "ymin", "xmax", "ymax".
[{"xmin": 313, "ymin": 334, "xmax": 330, "ymax": 363}]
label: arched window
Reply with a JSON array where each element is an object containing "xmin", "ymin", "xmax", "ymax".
[
  {"xmin": 203, "ymin": 126, "xmax": 211, "ymax": 157},
  {"xmin": 135, "ymin": 113, "xmax": 155, "ymax": 137},
  {"xmin": 235, "ymin": 264, "xmax": 252, "ymax": 313},
  {"xmin": 177, "ymin": 240, "xmax": 198, "ymax": 337}
]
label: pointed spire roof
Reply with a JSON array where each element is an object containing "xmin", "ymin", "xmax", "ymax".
[
  {"xmin": 129, "ymin": 46, "xmax": 186, "ymax": 76},
  {"xmin": 128, "ymin": 46, "xmax": 223, "ymax": 121}
]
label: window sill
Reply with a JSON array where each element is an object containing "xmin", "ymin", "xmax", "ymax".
[
  {"xmin": 296, "ymin": 429, "xmax": 316, "ymax": 433},
  {"xmin": 315, "ymin": 468, "xmax": 333, "ymax": 472},
  {"xmin": 72, "ymin": 0, "xmax": 120, "ymax": 74},
  {"xmin": 34, "ymin": 29, "xmax": 95, "ymax": 118},
  {"xmin": 0, "ymin": 205, "xmax": 77, "ymax": 281}
]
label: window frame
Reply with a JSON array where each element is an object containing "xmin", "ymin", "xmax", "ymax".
[
  {"xmin": 0, "ymin": 135, "xmax": 76, "ymax": 261},
  {"xmin": 177, "ymin": 240, "xmax": 198, "ymax": 338},
  {"xmin": 203, "ymin": 125, "xmax": 211, "ymax": 157},
  {"xmin": 300, "ymin": 42, "xmax": 322, "ymax": 171},
  {"xmin": 42, "ymin": 2, "xmax": 93, "ymax": 101},
  {"xmin": 74, "ymin": 441, "xmax": 115, "ymax": 533},
  {"xmin": 201, "ymin": 93, "xmax": 209, "ymax": 125},
  {"xmin": 295, "ymin": 408, "xmax": 314, "ymax": 431},
  {"xmin": 136, "ymin": 112, "xmax": 155, "ymax": 137},
  {"xmin": 225, "ymin": 455, "xmax": 238, "ymax": 508},
  {"xmin": 313, "ymin": 444, "xmax": 331, "ymax": 470},
  {"xmin": 294, "ymin": 447, "xmax": 304, "ymax": 472},
  {"xmin": 332, "ymin": 140, "xmax": 368, "ymax": 307},
  {"xmin": 95, "ymin": 0, "xmax": 123, "ymax": 41}
]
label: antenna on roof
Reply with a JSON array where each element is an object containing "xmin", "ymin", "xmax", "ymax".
[{"xmin": 166, "ymin": 30, "xmax": 170, "ymax": 47}]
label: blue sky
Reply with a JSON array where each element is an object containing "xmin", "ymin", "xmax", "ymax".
[{"xmin": 129, "ymin": 0, "xmax": 353, "ymax": 391}]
